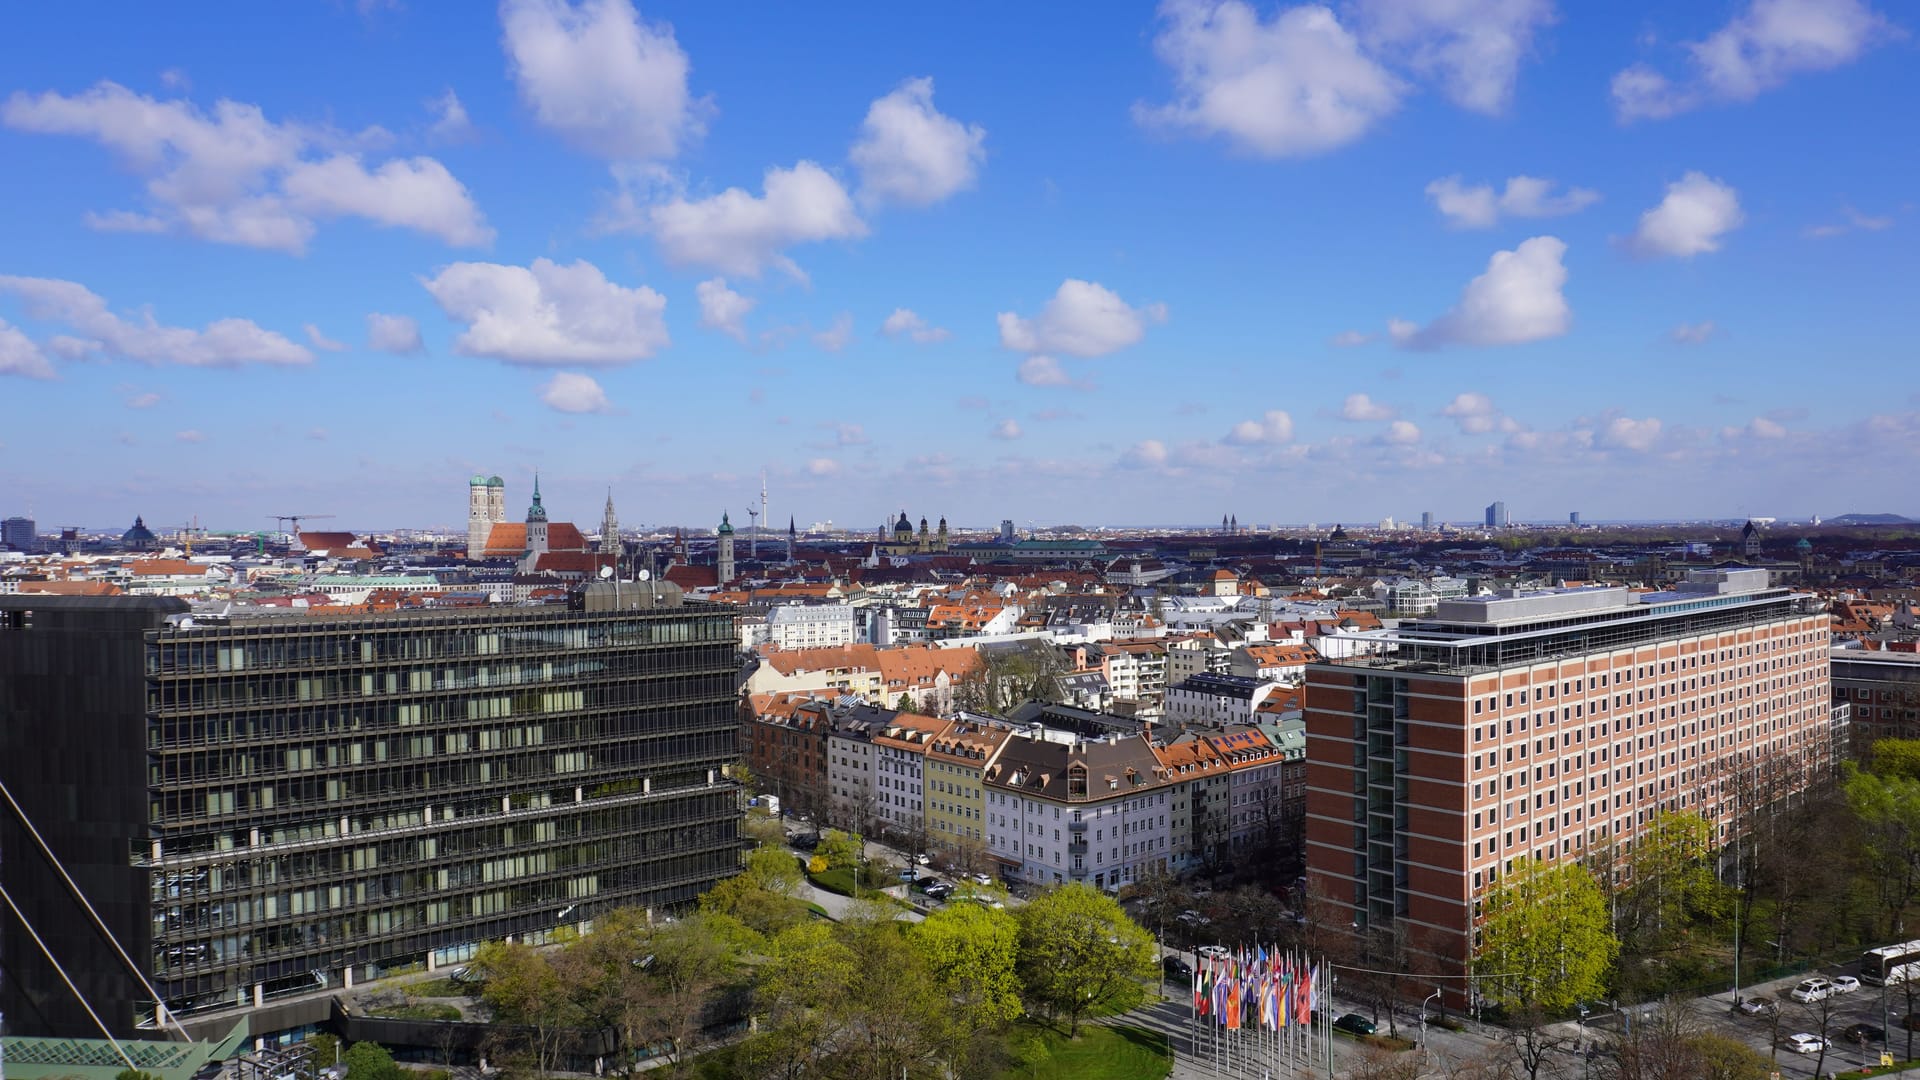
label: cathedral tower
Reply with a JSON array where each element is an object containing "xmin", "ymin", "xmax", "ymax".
[{"xmin": 717, "ymin": 512, "xmax": 735, "ymax": 585}]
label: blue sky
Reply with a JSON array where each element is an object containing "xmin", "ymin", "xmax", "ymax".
[{"xmin": 0, "ymin": 0, "xmax": 1915, "ymax": 534}]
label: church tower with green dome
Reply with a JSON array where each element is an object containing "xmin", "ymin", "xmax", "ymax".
[
  {"xmin": 717, "ymin": 512, "xmax": 735, "ymax": 585},
  {"xmin": 467, "ymin": 473, "xmax": 508, "ymax": 559}
]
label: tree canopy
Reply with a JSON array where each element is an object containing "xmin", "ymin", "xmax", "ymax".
[
  {"xmin": 1476, "ymin": 857, "xmax": 1616, "ymax": 1012},
  {"xmin": 1014, "ymin": 883, "xmax": 1157, "ymax": 1035}
]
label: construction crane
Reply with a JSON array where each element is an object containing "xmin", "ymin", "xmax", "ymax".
[{"xmin": 269, "ymin": 514, "xmax": 335, "ymax": 548}]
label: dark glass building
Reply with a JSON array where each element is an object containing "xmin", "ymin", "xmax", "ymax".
[{"xmin": 0, "ymin": 588, "xmax": 743, "ymax": 1039}]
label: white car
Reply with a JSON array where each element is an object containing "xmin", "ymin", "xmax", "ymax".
[
  {"xmin": 1831, "ymin": 975, "xmax": 1862, "ymax": 994},
  {"xmin": 914, "ymin": 853, "xmax": 931, "ymax": 865},
  {"xmin": 1790, "ymin": 978, "xmax": 1834, "ymax": 1003},
  {"xmin": 1196, "ymin": 945, "xmax": 1230, "ymax": 959},
  {"xmin": 1786, "ymin": 1033, "xmax": 1830, "ymax": 1055}
]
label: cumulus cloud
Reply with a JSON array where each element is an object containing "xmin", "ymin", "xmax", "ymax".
[
  {"xmin": 366, "ymin": 313, "xmax": 425, "ymax": 354},
  {"xmin": 824, "ymin": 421, "xmax": 867, "ymax": 446},
  {"xmin": 500, "ymin": 0, "xmax": 706, "ymax": 162},
  {"xmin": 804, "ymin": 457, "xmax": 840, "ymax": 476},
  {"xmin": 1015, "ymin": 355, "xmax": 1075, "ymax": 387},
  {"xmin": 998, "ymin": 279, "xmax": 1165, "ymax": 358},
  {"xmin": 1340, "ymin": 392, "xmax": 1396, "ymax": 421},
  {"xmin": 1350, "ymin": 0, "xmax": 1556, "ymax": 114},
  {"xmin": 540, "ymin": 371, "xmax": 613, "ymax": 413},
  {"xmin": 1137, "ymin": 0, "xmax": 1403, "ymax": 158},
  {"xmin": 0, "ymin": 275, "xmax": 310, "ymax": 367},
  {"xmin": 694, "ymin": 277, "xmax": 754, "ymax": 342},
  {"xmin": 1390, "ymin": 235, "xmax": 1570, "ymax": 349},
  {"xmin": 812, "ymin": 312, "xmax": 853, "ymax": 352},
  {"xmin": 1669, "ymin": 320, "xmax": 1718, "ymax": 344},
  {"xmin": 992, "ymin": 418, "xmax": 1023, "ymax": 440},
  {"xmin": 1626, "ymin": 172, "xmax": 1744, "ymax": 258},
  {"xmin": 1330, "ymin": 330, "xmax": 1374, "ymax": 347},
  {"xmin": 1381, "ymin": 419, "xmax": 1422, "ymax": 444},
  {"xmin": 304, "ymin": 323, "xmax": 348, "ymax": 351},
  {"xmin": 1224, "ymin": 410, "xmax": 1295, "ymax": 445},
  {"xmin": 1425, "ymin": 174, "xmax": 1600, "ymax": 228},
  {"xmin": 1598, "ymin": 415, "xmax": 1663, "ymax": 452},
  {"xmin": 426, "ymin": 88, "xmax": 473, "ymax": 142},
  {"xmin": 642, "ymin": 161, "xmax": 866, "ymax": 280},
  {"xmin": 1121, "ymin": 439, "xmax": 1170, "ymax": 468},
  {"xmin": 0, "ymin": 317, "xmax": 56, "ymax": 379},
  {"xmin": 125, "ymin": 390, "xmax": 162, "ymax": 408},
  {"xmin": 421, "ymin": 257, "xmax": 669, "ymax": 364},
  {"xmin": 175, "ymin": 429, "xmax": 207, "ymax": 443},
  {"xmin": 850, "ymin": 77, "xmax": 986, "ymax": 208},
  {"xmin": 881, "ymin": 307, "xmax": 950, "ymax": 343},
  {"xmin": 0, "ymin": 81, "xmax": 491, "ymax": 253},
  {"xmin": 1612, "ymin": 0, "xmax": 1896, "ymax": 121},
  {"xmin": 1723, "ymin": 415, "xmax": 1787, "ymax": 440},
  {"xmin": 1439, "ymin": 391, "xmax": 1518, "ymax": 434}
]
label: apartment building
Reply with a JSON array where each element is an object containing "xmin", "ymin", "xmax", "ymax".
[
  {"xmin": 924, "ymin": 718, "xmax": 1012, "ymax": 856},
  {"xmin": 1163, "ymin": 672, "xmax": 1283, "ymax": 728},
  {"xmin": 823, "ymin": 704, "xmax": 889, "ymax": 837},
  {"xmin": 871, "ymin": 712, "xmax": 947, "ymax": 841},
  {"xmin": 0, "ymin": 588, "xmax": 742, "ymax": 1039},
  {"xmin": 983, "ymin": 730, "xmax": 1172, "ymax": 891},
  {"xmin": 1304, "ymin": 569, "xmax": 1834, "ymax": 992},
  {"xmin": 766, "ymin": 603, "xmax": 861, "ymax": 651},
  {"xmin": 1832, "ymin": 648, "xmax": 1920, "ymax": 743}
]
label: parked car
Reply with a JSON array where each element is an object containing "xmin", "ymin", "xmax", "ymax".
[
  {"xmin": 1843, "ymin": 1023, "xmax": 1886, "ymax": 1044},
  {"xmin": 1832, "ymin": 975, "xmax": 1862, "ymax": 994},
  {"xmin": 1790, "ymin": 978, "xmax": 1834, "ymax": 1003},
  {"xmin": 897, "ymin": 867, "xmax": 918, "ymax": 882},
  {"xmin": 1163, "ymin": 956, "xmax": 1194, "ymax": 980},
  {"xmin": 1786, "ymin": 1033, "xmax": 1830, "ymax": 1055},
  {"xmin": 792, "ymin": 834, "xmax": 821, "ymax": 851},
  {"xmin": 915, "ymin": 852, "xmax": 931, "ymax": 865},
  {"xmin": 912, "ymin": 876, "xmax": 940, "ymax": 892},
  {"xmin": 1333, "ymin": 1014, "xmax": 1377, "ymax": 1037},
  {"xmin": 925, "ymin": 883, "xmax": 954, "ymax": 900},
  {"xmin": 972, "ymin": 872, "xmax": 993, "ymax": 886},
  {"xmin": 1196, "ymin": 945, "xmax": 1230, "ymax": 959},
  {"xmin": 1735, "ymin": 996, "xmax": 1775, "ymax": 1016}
]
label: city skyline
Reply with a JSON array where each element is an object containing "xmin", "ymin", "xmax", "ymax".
[{"xmin": 1, "ymin": 1, "xmax": 1916, "ymax": 528}]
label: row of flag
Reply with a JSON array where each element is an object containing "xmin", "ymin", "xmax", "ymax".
[{"xmin": 1191, "ymin": 945, "xmax": 1319, "ymax": 1031}]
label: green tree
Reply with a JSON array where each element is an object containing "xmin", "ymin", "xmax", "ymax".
[
  {"xmin": 1475, "ymin": 858, "xmax": 1616, "ymax": 1012},
  {"xmin": 911, "ymin": 900, "xmax": 1024, "ymax": 1028},
  {"xmin": 1843, "ymin": 764, "xmax": 1920, "ymax": 936},
  {"xmin": 471, "ymin": 939, "xmax": 584, "ymax": 1076},
  {"xmin": 816, "ymin": 828, "xmax": 864, "ymax": 871},
  {"xmin": 1014, "ymin": 883, "xmax": 1157, "ymax": 1036},
  {"xmin": 740, "ymin": 920, "xmax": 859, "ymax": 1079},
  {"xmin": 1617, "ymin": 811, "xmax": 1727, "ymax": 951},
  {"xmin": 1872, "ymin": 739, "xmax": 1920, "ymax": 782},
  {"xmin": 341, "ymin": 1042, "xmax": 404, "ymax": 1080},
  {"xmin": 700, "ymin": 843, "xmax": 808, "ymax": 937}
]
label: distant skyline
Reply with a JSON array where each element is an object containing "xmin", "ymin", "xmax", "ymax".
[{"xmin": 1, "ymin": 1, "xmax": 1916, "ymax": 529}]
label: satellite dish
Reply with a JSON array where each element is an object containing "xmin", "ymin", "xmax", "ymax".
[
  {"xmin": 637, "ymin": 569, "xmax": 651, "ymax": 581},
  {"xmin": 600, "ymin": 565, "xmax": 614, "ymax": 579}
]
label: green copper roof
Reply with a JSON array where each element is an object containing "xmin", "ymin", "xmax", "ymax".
[{"xmin": 718, "ymin": 511, "xmax": 734, "ymax": 535}]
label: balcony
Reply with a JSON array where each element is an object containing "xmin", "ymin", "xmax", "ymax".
[
  {"xmin": 1068, "ymin": 819, "xmax": 1087, "ymax": 833},
  {"xmin": 1068, "ymin": 837, "xmax": 1088, "ymax": 854}
]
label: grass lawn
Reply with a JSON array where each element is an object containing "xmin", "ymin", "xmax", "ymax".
[
  {"xmin": 366, "ymin": 1001, "xmax": 462, "ymax": 1021},
  {"xmin": 997, "ymin": 1020, "xmax": 1171, "ymax": 1079},
  {"xmin": 405, "ymin": 978, "xmax": 472, "ymax": 999}
]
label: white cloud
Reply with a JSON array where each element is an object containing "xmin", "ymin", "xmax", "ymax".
[
  {"xmin": 1223, "ymin": 410, "xmax": 1295, "ymax": 445},
  {"xmin": 1425, "ymin": 174, "xmax": 1600, "ymax": 228},
  {"xmin": 881, "ymin": 307, "xmax": 950, "ymax": 343},
  {"xmin": 175, "ymin": 429, "xmax": 207, "ymax": 443},
  {"xmin": 998, "ymin": 279, "xmax": 1165, "ymax": 358},
  {"xmin": 1627, "ymin": 172, "xmax": 1743, "ymax": 258},
  {"xmin": 1350, "ymin": 0, "xmax": 1556, "ymax": 114},
  {"xmin": 304, "ymin": 323, "xmax": 348, "ymax": 351},
  {"xmin": 0, "ymin": 317, "xmax": 55, "ymax": 379},
  {"xmin": 1330, "ymin": 330, "xmax": 1374, "ymax": 347},
  {"xmin": 1741, "ymin": 416, "xmax": 1788, "ymax": 439},
  {"xmin": 1016, "ymin": 355, "xmax": 1074, "ymax": 387},
  {"xmin": 1340, "ymin": 392, "xmax": 1396, "ymax": 421},
  {"xmin": 1440, "ymin": 390, "xmax": 1508, "ymax": 433},
  {"xmin": 643, "ymin": 161, "xmax": 866, "ymax": 280},
  {"xmin": 1136, "ymin": 0, "xmax": 1403, "ymax": 158},
  {"xmin": 1598, "ymin": 415, "xmax": 1663, "ymax": 452},
  {"xmin": 1391, "ymin": 235, "xmax": 1570, "ymax": 349},
  {"xmin": 500, "ymin": 0, "xmax": 705, "ymax": 161},
  {"xmin": 1121, "ymin": 439, "xmax": 1170, "ymax": 468},
  {"xmin": 421, "ymin": 257, "xmax": 669, "ymax": 365},
  {"xmin": 826, "ymin": 421, "xmax": 867, "ymax": 446},
  {"xmin": 812, "ymin": 312, "xmax": 853, "ymax": 352},
  {"xmin": 1804, "ymin": 203, "xmax": 1895, "ymax": 238},
  {"xmin": 427, "ymin": 89, "xmax": 473, "ymax": 142},
  {"xmin": 367, "ymin": 313, "xmax": 425, "ymax": 354},
  {"xmin": 1612, "ymin": 0, "xmax": 1895, "ymax": 121},
  {"xmin": 1669, "ymin": 320, "xmax": 1718, "ymax": 344},
  {"xmin": 540, "ymin": 371, "xmax": 613, "ymax": 413},
  {"xmin": 126, "ymin": 391, "xmax": 162, "ymax": 408},
  {"xmin": 0, "ymin": 275, "xmax": 310, "ymax": 367},
  {"xmin": 804, "ymin": 457, "xmax": 840, "ymax": 476},
  {"xmin": 0, "ymin": 81, "xmax": 490, "ymax": 253},
  {"xmin": 1381, "ymin": 419, "xmax": 1422, "ymax": 444},
  {"xmin": 694, "ymin": 277, "xmax": 754, "ymax": 342},
  {"xmin": 850, "ymin": 77, "xmax": 986, "ymax": 208},
  {"xmin": 992, "ymin": 418, "xmax": 1023, "ymax": 440}
]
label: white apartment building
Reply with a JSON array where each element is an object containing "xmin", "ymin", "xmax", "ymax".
[
  {"xmin": 767, "ymin": 603, "xmax": 862, "ymax": 650},
  {"xmin": 983, "ymin": 729, "xmax": 1173, "ymax": 892}
]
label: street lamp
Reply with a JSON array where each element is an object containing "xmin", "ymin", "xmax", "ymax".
[{"xmin": 1421, "ymin": 989, "xmax": 1441, "ymax": 1063}]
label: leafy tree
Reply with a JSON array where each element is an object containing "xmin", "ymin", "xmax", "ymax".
[
  {"xmin": 1013, "ymin": 883, "xmax": 1156, "ymax": 1036},
  {"xmin": 1476, "ymin": 858, "xmax": 1616, "ymax": 1012},
  {"xmin": 911, "ymin": 900, "xmax": 1023, "ymax": 1028},
  {"xmin": 1690, "ymin": 1031, "xmax": 1771, "ymax": 1080},
  {"xmin": 955, "ymin": 641, "xmax": 1066, "ymax": 714},
  {"xmin": 472, "ymin": 939, "xmax": 584, "ymax": 1077},
  {"xmin": 342, "ymin": 1042, "xmax": 404, "ymax": 1080},
  {"xmin": 1843, "ymin": 763, "xmax": 1920, "ymax": 936},
  {"xmin": 1617, "ymin": 811, "xmax": 1727, "ymax": 952},
  {"xmin": 816, "ymin": 829, "xmax": 864, "ymax": 871},
  {"xmin": 700, "ymin": 843, "xmax": 808, "ymax": 937},
  {"xmin": 740, "ymin": 921, "xmax": 858, "ymax": 1079},
  {"xmin": 1872, "ymin": 738, "xmax": 1920, "ymax": 782}
]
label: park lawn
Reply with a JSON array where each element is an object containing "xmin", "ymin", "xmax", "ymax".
[
  {"xmin": 807, "ymin": 866, "xmax": 893, "ymax": 897},
  {"xmin": 997, "ymin": 1020, "xmax": 1171, "ymax": 1079}
]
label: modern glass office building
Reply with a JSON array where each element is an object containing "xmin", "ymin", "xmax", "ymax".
[{"xmin": 0, "ymin": 588, "xmax": 743, "ymax": 1039}]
